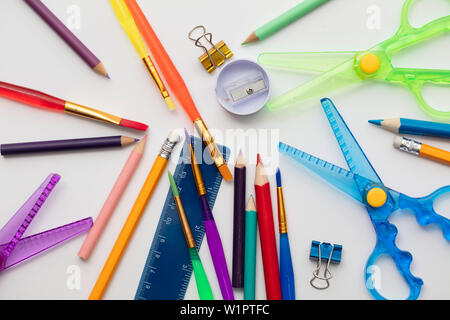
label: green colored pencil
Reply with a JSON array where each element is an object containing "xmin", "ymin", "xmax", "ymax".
[
  {"xmin": 244, "ymin": 196, "xmax": 257, "ymax": 300},
  {"xmin": 242, "ymin": 0, "xmax": 331, "ymax": 45}
]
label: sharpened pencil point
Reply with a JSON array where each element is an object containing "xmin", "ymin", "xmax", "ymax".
[
  {"xmin": 242, "ymin": 32, "xmax": 259, "ymax": 45},
  {"xmin": 369, "ymin": 119, "xmax": 383, "ymax": 126},
  {"xmin": 257, "ymin": 153, "xmax": 262, "ymax": 165}
]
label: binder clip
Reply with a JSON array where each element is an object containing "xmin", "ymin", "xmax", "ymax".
[
  {"xmin": 309, "ymin": 241, "xmax": 342, "ymax": 290},
  {"xmin": 188, "ymin": 25, "xmax": 233, "ymax": 73}
]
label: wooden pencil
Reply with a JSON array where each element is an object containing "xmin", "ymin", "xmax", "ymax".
[
  {"xmin": 88, "ymin": 132, "xmax": 180, "ymax": 300},
  {"xmin": 78, "ymin": 136, "xmax": 147, "ymax": 260},
  {"xmin": 254, "ymin": 154, "xmax": 282, "ymax": 300},
  {"xmin": 1, "ymin": 136, "xmax": 137, "ymax": 155},
  {"xmin": 24, "ymin": 0, "xmax": 109, "ymax": 77},
  {"xmin": 232, "ymin": 150, "xmax": 246, "ymax": 288}
]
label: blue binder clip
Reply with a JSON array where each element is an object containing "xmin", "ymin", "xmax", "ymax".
[{"xmin": 309, "ymin": 241, "xmax": 342, "ymax": 289}]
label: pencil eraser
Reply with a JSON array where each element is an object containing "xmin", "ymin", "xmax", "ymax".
[
  {"xmin": 393, "ymin": 136, "xmax": 403, "ymax": 149},
  {"xmin": 215, "ymin": 59, "xmax": 270, "ymax": 115}
]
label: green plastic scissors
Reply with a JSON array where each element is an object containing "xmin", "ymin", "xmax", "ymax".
[{"xmin": 258, "ymin": 0, "xmax": 450, "ymax": 120}]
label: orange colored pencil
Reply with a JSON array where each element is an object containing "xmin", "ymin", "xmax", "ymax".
[{"xmin": 123, "ymin": 0, "xmax": 232, "ymax": 181}]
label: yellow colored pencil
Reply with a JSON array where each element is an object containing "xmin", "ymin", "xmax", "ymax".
[
  {"xmin": 88, "ymin": 132, "xmax": 180, "ymax": 300},
  {"xmin": 110, "ymin": 0, "xmax": 174, "ymax": 110}
]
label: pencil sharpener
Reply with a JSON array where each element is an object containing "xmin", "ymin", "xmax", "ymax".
[{"xmin": 215, "ymin": 59, "xmax": 270, "ymax": 115}]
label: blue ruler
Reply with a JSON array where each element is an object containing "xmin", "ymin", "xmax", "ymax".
[{"xmin": 135, "ymin": 137, "xmax": 229, "ymax": 300}]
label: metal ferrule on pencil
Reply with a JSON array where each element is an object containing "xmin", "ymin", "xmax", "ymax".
[
  {"xmin": 193, "ymin": 118, "xmax": 226, "ymax": 169},
  {"xmin": 159, "ymin": 133, "xmax": 179, "ymax": 159},
  {"xmin": 398, "ymin": 137, "xmax": 421, "ymax": 155},
  {"xmin": 174, "ymin": 196, "xmax": 196, "ymax": 249},
  {"xmin": 277, "ymin": 188, "xmax": 288, "ymax": 234},
  {"xmin": 64, "ymin": 101, "xmax": 121, "ymax": 125}
]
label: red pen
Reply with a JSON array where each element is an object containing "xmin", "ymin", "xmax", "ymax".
[{"xmin": 254, "ymin": 154, "xmax": 282, "ymax": 300}]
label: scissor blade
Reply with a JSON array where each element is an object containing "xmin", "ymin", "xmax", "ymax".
[
  {"xmin": 0, "ymin": 218, "xmax": 93, "ymax": 270},
  {"xmin": 0, "ymin": 174, "xmax": 60, "ymax": 247},
  {"xmin": 266, "ymin": 59, "xmax": 363, "ymax": 111},
  {"xmin": 279, "ymin": 142, "xmax": 363, "ymax": 202},
  {"xmin": 258, "ymin": 51, "xmax": 357, "ymax": 73},
  {"xmin": 320, "ymin": 98, "xmax": 382, "ymax": 185}
]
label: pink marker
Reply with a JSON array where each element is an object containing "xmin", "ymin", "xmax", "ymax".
[{"xmin": 78, "ymin": 136, "xmax": 147, "ymax": 260}]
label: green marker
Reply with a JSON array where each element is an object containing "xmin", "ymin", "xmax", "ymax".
[
  {"xmin": 168, "ymin": 171, "xmax": 214, "ymax": 300},
  {"xmin": 244, "ymin": 196, "xmax": 257, "ymax": 300},
  {"xmin": 242, "ymin": 0, "xmax": 331, "ymax": 45}
]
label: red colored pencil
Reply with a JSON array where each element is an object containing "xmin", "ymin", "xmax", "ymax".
[
  {"xmin": 0, "ymin": 81, "xmax": 147, "ymax": 131},
  {"xmin": 254, "ymin": 154, "xmax": 282, "ymax": 300}
]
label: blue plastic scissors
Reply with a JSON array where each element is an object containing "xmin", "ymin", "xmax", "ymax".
[{"xmin": 279, "ymin": 98, "xmax": 450, "ymax": 300}]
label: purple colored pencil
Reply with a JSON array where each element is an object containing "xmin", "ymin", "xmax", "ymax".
[
  {"xmin": 232, "ymin": 151, "xmax": 246, "ymax": 288},
  {"xmin": 24, "ymin": 0, "xmax": 109, "ymax": 78},
  {"xmin": 1, "ymin": 136, "xmax": 137, "ymax": 155}
]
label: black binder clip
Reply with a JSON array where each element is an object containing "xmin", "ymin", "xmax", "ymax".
[{"xmin": 309, "ymin": 240, "xmax": 342, "ymax": 290}]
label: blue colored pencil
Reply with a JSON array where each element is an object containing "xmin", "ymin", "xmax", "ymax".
[
  {"xmin": 276, "ymin": 168, "xmax": 295, "ymax": 300},
  {"xmin": 369, "ymin": 118, "xmax": 450, "ymax": 139}
]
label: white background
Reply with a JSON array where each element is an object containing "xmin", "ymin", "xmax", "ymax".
[{"xmin": 0, "ymin": 0, "xmax": 449, "ymax": 300}]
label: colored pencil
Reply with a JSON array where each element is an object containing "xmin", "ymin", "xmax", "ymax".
[
  {"xmin": 78, "ymin": 136, "xmax": 147, "ymax": 260},
  {"xmin": 232, "ymin": 150, "xmax": 246, "ymax": 288},
  {"xmin": 394, "ymin": 136, "xmax": 450, "ymax": 166},
  {"xmin": 369, "ymin": 118, "xmax": 450, "ymax": 139},
  {"xmin": 168, "ymin": 171, "xmax": 214, "ymax": 300},
  {"xmin": 1, "ymin": 135, "xmax": 137, "ymax": 156},
  {"xmin": 244, "ymin": 195, "xmax": 257, "ymax": 300},
  {"xmin": 242, "ymin": 0, "xmax": 331, "ymax": 45},
  {"xmin": 254, "ymin": 154, "xmax": 282, "ymax": 300},
  {"xmin": 122, "ymin": 0, "xmax": 232, "ymax": 181},
  {"xmin": 109, "ymin": 0, "xmax": 174, "ymax": 110},
  {"xmin": 24, "ymin": 0, "xmax": 109, "ymax": 78},
  {"xmin": 276, "ymin": 168, "xmax": 295, "ymax": 300},
  {"xmin": 184, "ymin": 129, "xmax": 234, "ymax": 300},
  {"xmin": 0, "ymin": 81, "xmax": 148, "ymax": 131},
  {"xmin": 89, "ymin": 132, "xmax": 180, "ymax": 300}
]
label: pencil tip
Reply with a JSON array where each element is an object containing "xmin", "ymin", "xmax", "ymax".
[
  {"xmin": 256, "ymin": 153, "xmax": 262, "ymax": 165},
  {"xmin": 242, "ymin": 32, "xmax": 258, "ymax": 45},
  {"xmin": 368, "ymin": 119, "xmax": 383, "ymax": 126}
]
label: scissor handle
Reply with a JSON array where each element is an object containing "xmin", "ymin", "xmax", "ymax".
[
  {"xmin": 398, "ymin": 186, "xmax": 450, "ymax": 240},
  {"xmin": 385, "ymin": 67, "xmax": 450, "ymax": 119},
  {"xmin": 365, "ymin": 219, "xmax": 423, "ymax": 300},
  {"xmin": 406, "ymin": 73, "xmax": 450, "ymax": 120}
]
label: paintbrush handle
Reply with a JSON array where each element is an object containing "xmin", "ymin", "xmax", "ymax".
[
  {"xmin": 280, "ymin": 233, "xmax": 295, "ymax": 300},
  {"xmin": 199, "ymin": 195, "xmax": 234, "ymax": 300},
  {"xmin": 189, "ymin": 248, "xmax": 214, "ymax": 300}
]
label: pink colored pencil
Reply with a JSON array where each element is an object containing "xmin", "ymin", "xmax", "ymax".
[{"xmin": 78, "ymin": 136, "xmax": 147, "ymax": 260}]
